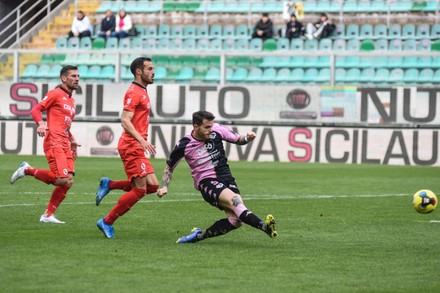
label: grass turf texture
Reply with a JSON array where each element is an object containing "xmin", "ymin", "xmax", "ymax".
[{"xmin": 0, "ymin": 154, "xmax": 439, "ymax": 293}]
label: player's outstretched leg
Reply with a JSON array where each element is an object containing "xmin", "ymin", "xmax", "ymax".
[
  {"xmin": 96, "ymin": 177, "xmax": 111, "ymax": 206},
  {"xmin": 10, "ymin": 161, "xmax": 30, "ymax": 184},
  {"xmin": 96, "ymin": 217, "xmax": 115, "ymax": 238},
  {"xmin": 176, "ymin": 228, "xmax": 202, "ymax": 243},
  {"xmin": 264, "ymin": 214, "xmax": 277, "ymax": 238}
]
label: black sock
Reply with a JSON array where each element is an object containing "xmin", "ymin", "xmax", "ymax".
[
  {"xmin": 239, "ymin": 210, "xmax": 264, "ymax": 230},
  {"xmin": 199, "ymin": 218, "xmax": 237, "ymax": 240}
]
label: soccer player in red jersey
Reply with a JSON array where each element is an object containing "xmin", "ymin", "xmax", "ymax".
[
  {"xmin": 10, "ymin": 65, "xmax": 80, "ymax": 224},
  {"xmin": 96, "ymin": 57, "xmax": 159, "ymax": 239}
]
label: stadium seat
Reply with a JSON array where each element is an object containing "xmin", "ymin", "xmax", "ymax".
[
  {"xmin": 235, "ymin": 38, "xmax": 248, "ymax": 50},
  {"xmin": 183, "ymin": 38, "xmax": 196, "ymax": 50},
  {"xmin": 229, "ymin": 67, "xmax": 248, "ymax": 82},
  {"xmin": 260, "ymin": 56, "xmax": 277, "ymax": 67},
  {"xmin": 209, "ymin": 38, "xmax": 222, "ymax": 50},
  {"xmin": 245, "ymin": 67, "xmax": 263, "ymax": 82},
  {"xmin": 209, "ymin": 25, "xmax": 222, "ymax": 39},
  {"xmin": 249, "ymin": 38, "xmax": 262, "ymax": 51},
  {"xmin": 119, "ymin": 38, "xmax": 131, "ymax": 49},
  {"xmin": 418, "ymin": 68, "xmax": 434, "ymax": 83},
  {"xmin": 204, "ymin": 67, "xmax": 220, "ymax": 82},
  {"xmin": 333, "ymin": 39, "xmax": 346, "ymax": 51},
  {"xmin": 402, "ymin": 24, "xmax": 416, "ymax": 39},
  {"xmin": 334, "ymin": 68, "xmax": 346, "ymax": 84},
  {"xmin": 432, "ymin": 56, "xmax": 440, "ymax": 68},
  {"xmin": 374, "ymin": 24, "xmax": 388, "ymax": 39},
  {"xmin": 20, "ymin": 64, "xmax": 38, "ymax": 78},
  {"xmin": 34, "ymin": 64, "xmax": 51, "ymax": 79},
  {"xmin": 389, "ymin": 0, "xmax": 412, "ymax": 12},
  {"xmin": 360, "ymin": 24, "xmax": 374, "ymax": 39},
  {"xmin": 274, "ymin": 68, "xmax": 291, "ymax": 82},
  {"xmin": 358, "ymin": 68, "xmax": 375, "ymax": 83},
  {"xmin": 335, "ymin": 56, "xmax": 346, "ymax": 68},
  {"xmin": 373, "ymin": 68, "xmax": 390, "ymax": 83},
  {"xmin": 370, "ymin": 0, "xmax": 387, "ymax": 12},
  {"xmin": 431, "ymin": 24, "xmax": 440, "ymax": 40},
  {"xmin": 402, "ymin": 56, "xmax": 418, "ymax": 68},
  {"xmin": 197, "ymin": 24, "xmax": 209, "ymax": 39},
  {"xmin": 158, "ymin": 25, "xmax": 170, "ymax": 39},
  {"xmin": 416, "ymin": 24, "xmax": 431, "ymax": 39},
  {"xmin": 92, "ymin": 37, "xmax": 105, "ymax": 49},
  {"xmin": 388, "ymin": 68, "xmax": 404, "ymax": 83},
  {"xmin": 175, "ymin": 67, "xmax": 194, "ymax": 81},
  {"xmin": 184, "ymin": 25, "xmax": 196, "ymax": 39},
  {"xmin": 417, "ymin": 56, "xmax": 432, "ymax": 68},
  {"xmin": 418, "ymin": 39, "xmax": 431, "ymax": 51},
  {"xmin": 387, "ymin": 56, "xmax": 403, "ymax": 68},
  {"xmin": 403, "ymin": 39, "xmax": 417, "ymax": 51},
  {"xmin": 389, "ymin": 39, "xmax": 403, "ymax": 51},
  {"xmin": 290, "ymin": 68, "xmax": 304, "ymax": 82},
  {"xmin": 388, "ymin": 24, "xmax": 402, "ymax": 39},
  {"xmin": 68, "ymin": 37, "xmax": 80, "ymax": 49},
  {"xmin": 77, "ymin": 65, "xmax": 88, "ymax": 78},
  {"xmin": 290, "ymin": 56, "xmax": 304, "ymax": 67},
  {"xmin": 223, "ymin": 24, "xmax": 235, "ymax": 39},
  {"xmin": 432, "ymin": 69, "xmax": 440, "ymax": 83},
  {"xmin": 236, "ymin": 24, "xmax": 249, "ymax": 39},
  {"xmin": 319, "ymin": 38, "xmax": 332, "ymax": 51},
  {"xmin": 101, "ymin": 65, "xmax": 115, "ymax": 80},
  {"xmin": 145, "ymin": 25, "xmax": 157, "ymax": 38},
  {"xmin": 346, "ymin": 39, "xmax": 360, "ymax": 51},
  {"xmin": 134, "ymin": 25, "xmax": 145, "ymax": 36},
  {"xmin": 263, "ymin": 39, "xmax": 277, "ymax": 51},
  {"xmin": 375, "ymin": 39, "xmax": 388, "ymax": 51},
  {"xmin": 276, "ymin": 38, "xmax": 290, "ymax": 50},
  {"xmin": 197, "ymin": 38, "xmax": 209, "ymax": 50},
  {"xmin": 158, "ymin": 38, "xmax": 170, "ymax": 50},
  {"xmin": 193, "ymin": 67, "xmax": 207, "ymax": 81},
  {"xmin": 432, "ymin": 40, "xmax": 440, "ymax": 51},
  {"xmin": 105, "ymin": 37, "xmax": 118, "ymax": 49},
  {"xmin": 303, "ymin": 56, "xmax": 320, "ymax": 68},
  {"xmin": 346, "ymin": 24, "xmax": 359, "ymax": 39},
  {"xmin": 305, "ymin": 39, "xmax": 318, "ymax": 50},
  {"xmin": 360, "ymin": 40, "xmax": 375, "ymax": 51},
  {"xmin": 343, "ymin": 0, "xmax": 358, "ymax": 13},
  {"xmin": 332, "ymin": 24, "xmax": 345, "ymax": 39},
  {"xmin": 131, "ymin": 37, "xmax": 143, "ymax": 50},
  {"xmin": 40, "ymin": 53, "xmax": 54, "ymax": 64},
  {"xmin": 154, "ymin": 66, "xmax": 167, "ymax": 80},
  {"xmin": 260, "ymin": 67, "xmax": 277, "ymax": 82},
  {"xmin": 56, "ymin": 37, "xmax": 67, "ymax": 49},
  {"xmin": 79, "ymin": 37, "xmax": 92, "ymax": 49},
  {"xmin": 84, "ymin": 65, "xmax": 101, "ymax": 79},
  {"xmin": 223, "ymin": 38, "xmax": 236, "ymax": 50},
  {"xmin": 316, "ymin": 68, "xmax": 331, "ymax": 84},
  {"xmin": 144, "ymin": 38, "xmax": 157, "ymax": 50},
  {"xmin": 171, "ymin": 25, "xmax": 184, "ymax": 38},
  {"xmin": 290, "ymin": 38, "xmax": 304, "ymax": 50},
  {"xmin": 121, "ymin": 66, "xmax": 132, "ymax": 80},
  {"xmin": 403, "ymin": 68, "xmax": 419, "ymax": 83},
  {"xmin": 171, "ymin": 38, "xmax": 184, "ymax": 50},
  {"xmin": 344, "ymin": 68, "xmax": 361, "ymax": 83},
  {"xmin": 302, "ymin": 68, "xmax": 319, "ymax": 83}
]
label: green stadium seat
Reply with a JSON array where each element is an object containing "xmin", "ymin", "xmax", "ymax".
[
  {"xmin": 245, "ymin": 67, "xmax": 263, "ymax": 82},
  {"xmin": 105, "ymin": 37, "xmax": 118, "ymax": 49},
  {"xmin": 229, "ymin": 67, "xmax": 248, "ymax": 82},
  {"xmin": 92, "ymin": 37, "xmax": 105, "ymax": 49},
  {"xmin": 260, "ymin": 67, "xmax": 277, "ymax": 82},
  {"xmin": 360, "ymin": 40, "xmax": 375, "ymax": 51},
  {"xmin": 274, "ymin": 68, "xmax": 291, "ymax": 82},
  {"xmin": 67, "ymin": 37, "xmax": 80, "ymax": 49},
  {"xmin": 412, "ymin": 1, "xmax": 427, "ymax": 11},
  {"xmin": 432, "ymin": 39, "xmax": 440, "ymax": 51},
  {"xmin": 389, "ymin": 0, "xmax": 412, "ymax": 12},
  {"xmin": 374, "ymin": 24, "xmax": 388, "ymax": 39},
  {"xmin": 121, "ymin": 66, "xmax": 132, "ymax": 80},
  {"xmin": 403, "ymin": 68, "xmax": 418, "ymax": 83},
  {"xmin": 388, "ymin": 24, "xmax": 402, "ymax": 39},
  {"xmin": 196, "ymin": 56, "xmax": 210, "ymax": 68},
  {"xmin": 290, "ymin": 38, "xmax": 304, "ymax": 50},
  {"xmin": 416, "ymin": 24, "xmax": 431, "ymax": 39},
  {"xmin": 418, "ymin": 68, "xmax": 434, "ymax": 83},
  {"xmin": 249, "ymin": 38, "xmax": 262, "ymax": 51},
  {"xmin": 388, "ymin": 68, "xmax": 404, "ymax": 83},
  {"xmin": 40, "ymin": 53, "xmax": 54, "ymax": 64},
  {"xmin": 193, "ymin": 67, "xmax": 207, "ymax": 81},
  {"xmin": 360, "ymin": 24, "xmax": 374, "ymax": 39},
  {"xmin": 154, "ymin": 66, "xmax": 167, "ymax": 81},
  {"xmin": 344, "ymin": 68, "xmax": 361, "ymax": 83},
  {"xmin": 276, "ymin": 38, "xmax": 290, "ymax": 50},
  {"xmin": 290, "ymin": 68, "xmax": 304, "ymax": 82},
  {"xmin": 204, "ymin": 67, "xmax": 220, "ymax": 82},
  {"xmin": 402, "ymin": 24, "xmax": 416, "ymax": 39},
  {"xmin": 302, "ymin": 68, "xmax": 319, "ymax": 83},
  {"xmin": 20, "ymin": 64, "xmax": 38, "ymax": 78},
  {"xmin": 263, "ymin": 39, "xmax": 277, "ymax": 51},
  {"xmin": 54, "ymin": 54, "xmax": 66, "ymax": 63},
  {"xmin": 175, "ymin": 67, "xmax": 194, "ymax": 81}
]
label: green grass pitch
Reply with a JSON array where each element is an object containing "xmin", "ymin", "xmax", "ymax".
[{"xmin": 0, "ymin": 154, "xmax": 439, "ymax": 292}]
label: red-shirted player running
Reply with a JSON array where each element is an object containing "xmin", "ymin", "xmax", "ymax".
[
  {"xmin": 10, "ymin": 65, "xmax": 80, "ymax": 224},
  {"xmin": 96, "ymin": 57, "xmax": 159, "ymax": 239}
]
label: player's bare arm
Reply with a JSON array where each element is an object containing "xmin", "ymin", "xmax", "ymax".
[
  {"xmin": 68, "ymin": 132, "xmax": 81, "ymax": 159},
  {"xmin": 121, "ymin": 109, "xmax": 156, "ymax": 155},
  {"xmin": 157, "ymin": 165, "xmax": 174, "ymax": 197},
  {"xmin": 236, "ymin": 131, "xmax": 256, "ymax": 145}
]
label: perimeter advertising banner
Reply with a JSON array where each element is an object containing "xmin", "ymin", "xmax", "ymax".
[
  {"xmin": 1, "ymin": 82, "xmax": 440, "ymax": 124},
  {"xmin": 0, "ymin": 121, "xmax": 438, "ymax": 166}
]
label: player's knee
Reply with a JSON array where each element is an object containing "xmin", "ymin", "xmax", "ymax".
[
  {"xmin": 228, "ymin": 217, "xmax": 243, "ymax": 228},
  {"xmin": 146, "ymin": 184, "xmax": 158, "ymax": 194}
]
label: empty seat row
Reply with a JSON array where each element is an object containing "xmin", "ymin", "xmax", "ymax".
[{"xmin": 21, "ymin": 64, "xmax": 115, "ymax": 80}]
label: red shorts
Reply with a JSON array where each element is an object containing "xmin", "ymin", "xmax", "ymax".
[
  {"xmin": 118, "ymin": 148, "xmax": 155, "ymax": 181},
  {"xmin": 45, "ymin": 147, "xmax": 75, "ymax": 178}
]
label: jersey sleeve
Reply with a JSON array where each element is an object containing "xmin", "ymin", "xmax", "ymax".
[
  {"xmin": 122, "ymin": 91, "xmax": 140, "ymax": 113},
  {"xmin": 166, "ymin": 137, "xmax": 190, "ymax": 169},
  {"xmin": 39, "ymin": 91, "xmax": 56, "ymax": 110},
  {"xmin": 214, "ymin": 123, "xmax": 240, "ymax": 143}
]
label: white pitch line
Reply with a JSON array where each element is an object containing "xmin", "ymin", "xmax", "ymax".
[{"xmin": 0, "ymin": 193, "xmax": 410, "ymax": 208}]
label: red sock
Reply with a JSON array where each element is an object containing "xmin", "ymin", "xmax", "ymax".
[
  {"xmin": 109, "ymin": 180, "xmax": 132, "ymax": 191},
  {"xmin": 146, "ymin": 184, "xmax": 158, "ymax": 194},
  {"xmin": 104, "ymin": 188, "xmax": 145, "ymax": 225},
  {"xmin": 25, "ymin": 168, "xmax": 57, "ymax": 184},
  {"xmin": 45, "ymin": 185, "xmax": 69, "ymax": 216}
]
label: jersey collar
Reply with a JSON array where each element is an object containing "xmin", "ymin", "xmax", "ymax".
[
  {"xmin": 132, "ymin": 81, "xmax": 146, "ymax": 90},
  {"xmin": 59, "ymin": 85, "xmax": 73, "ymax": 97}
]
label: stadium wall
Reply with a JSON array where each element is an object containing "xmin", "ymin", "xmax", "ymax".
[{"xmin": 1, "ymin": 82, "xmax": 439, "ymax": 166}]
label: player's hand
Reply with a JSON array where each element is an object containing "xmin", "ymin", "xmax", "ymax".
[
  {"xmin": 37, "ymin": 125, "xmax": 48, "ymax": 137},
  {"xmin": 71, "ymin": 141, "xmax": 81, "ymax": 160},
  {"xmin": 246, "ymin": 131, "xmax": 256, "ymax": 142},
  {"xmin": 142, "ymin": 140, "xmax": 157, "ymax": 155},
  {"xmin": 157, "ymin": 187, "xmax": 168, "ymax": 198}
]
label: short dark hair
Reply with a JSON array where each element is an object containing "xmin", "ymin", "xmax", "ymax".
[
  {"xmin": 60, "ymin": 65, "xmax": 78, "ymax": 78},
  {"xmin": 262, "ymin": 13, "xmax": 269, "ymax": 17},
  {"xmin": 130, "ymin": 57, "xmax": 152, "ymax": 76},
  {"xmin": 192, "ymin": 110, "xmax": 215, "ymax": 126},
  {"xmin": 320, "ymin": 13, "xmax": 328, "ymax": 19}
]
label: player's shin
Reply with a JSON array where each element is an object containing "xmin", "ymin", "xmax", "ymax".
[
  {"xmin": 104, "ymin": 188, "xmax": 145, "ymax": 224},
  {"xmin": 45, "ymin": 185, "xmax": 69, "ymax": 216},
  {"xmin": 234, "ymin": 204, "xmax": 264, "ymax": 230},
  {"xmin": 199, "ymin": 218, "xmax": 241, "ymax": 240},
  {"xmin": 25, "ymin": 168, "xmax": 57, "ymax": 184}
]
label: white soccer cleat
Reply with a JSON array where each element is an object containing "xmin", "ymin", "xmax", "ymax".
[
  {"xmin": 10, "ymin": 161, "xmax": 30, "ymax": 184},
  {"xmin": 39, "ymin": 214, "xmax": 65, "ymax": 224}
]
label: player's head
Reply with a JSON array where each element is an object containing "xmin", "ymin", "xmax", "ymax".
[
  {"xmin": 130, "ymin": 57, "xmax": 154, "ymax": 85},
  {"xmin": 60, "ymin": 65, "xmax": 79, "ymax": 91},
  {"xmin": 192, "ymin": 110, "xmax": 215, "ymax": 141}
]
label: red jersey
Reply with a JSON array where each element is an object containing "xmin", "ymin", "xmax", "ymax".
[
  {"xmin": 118, "ymin": 82, "xmax": 151, "ymax": 150},
  {"xmin": 39, "ymin": 87, "xmax": 76, "ymax": 151}
]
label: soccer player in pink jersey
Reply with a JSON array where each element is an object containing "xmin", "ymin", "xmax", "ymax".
[
  {"xmin": 157, "ymin": 110, "xmax": 277, "ymax": 243},
  {"xmin": 96, "ymin": 57, "xmax": 159, "ymax": 239},
  {"xmin": 10, "ymin": 65, "xmax": 80, "ymax": 224}
]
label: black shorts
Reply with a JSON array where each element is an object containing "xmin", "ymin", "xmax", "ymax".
[{"xmin": 198, "ymin": 178, "xmax": 240, "ymax": 209}]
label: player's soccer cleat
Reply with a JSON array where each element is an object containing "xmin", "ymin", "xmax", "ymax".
[
  {"xmin": 176, "ymin": 227, "xmax": 202, "ymax": 244},
  {"xmin": 95, "ymin": 177, "xmax": 111, "ymax": 206},
  {"xmin": 264, "ymin": 214, "xmax": 278, "ymax": 238},
  {"xmin": 10, "ymin": 161, "xmax": 30, "ymax": 184},
  {"xmin": 97, "ymin": 218, "xmax": 115, "ymax": 239},
  {"xmin": 39, "ymin": 214, "xmax": 65, "ymax": 224}
]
